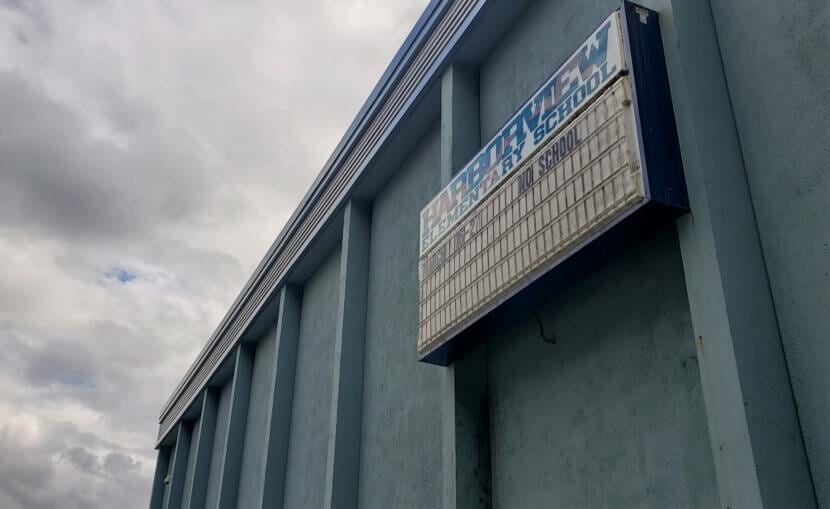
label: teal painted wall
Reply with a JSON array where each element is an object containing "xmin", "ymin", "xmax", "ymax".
[
  {"xmin": 479, "ymin": 0, "xmax": 718, "ymax": 506},
  {"xmin": 204, "ymin": 382, "xmax": 232, "ymax": 508},
  {"xmin": 708, "ymin": 2, "xmax": 830, "ymax": 504},
  {"xmin": 236, "ymin": 326, "xmax": 277, "ymax": 508},
  {"xmin": 359, "ymin": 126, "xmax": 444, "ymax": 508},
  {"xmin": 486, "ymin": 226, "xmax": 718, "ymax": 508},
  {"xmin": 180, "ymin": 416, "xmax": 200, "ymax": 509},
  {"xmin": 161, "ymin": 442, "xmax": 175, "ymax": 509},
  {"xmin": 282, "ymin": 246, "xmax": 340, "ymax": 508}
]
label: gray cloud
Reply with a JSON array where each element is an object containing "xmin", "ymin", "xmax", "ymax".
[
  {"xmin": 61, "ymin": 447, "xmax": 99, "ymax": 473},
  {"xmin": 0, "ymin": 418, "xmax": 149, "ymax": 509},
  {"xmin": 103, "ymin": 451, "xmax": 141, "ymax": 476},
  {"xmin": 0, "ymin": 71, "xmax": 221, "ymax": 241},
  {"xmin": 0, "ymin": 0, "xmax": 427, "ymax": 507}
]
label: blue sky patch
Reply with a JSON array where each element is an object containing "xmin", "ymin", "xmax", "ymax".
[{"xmin": 104, "ymin": 267, "xmax": 136, "ymax": 283}]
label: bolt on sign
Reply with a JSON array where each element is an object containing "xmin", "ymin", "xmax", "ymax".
[{"xmin": 417, "ymin": 2, "xmax": 689, "ymax": 365}]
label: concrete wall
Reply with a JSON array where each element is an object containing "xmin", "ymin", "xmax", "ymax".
[
  {"xmin": 486, "ymin": 226, "xmax": 719, "ymax": 508},
  {"xmin": 358, "ymin": 126, "xmax": 444, "ymax": 508},
  {"xmin": 236, "ymin": 327, "xmax": 276, "ymax": 508},
  {"xmin": 708, "ymin": 2, "xmax": 830, "ymax": 504},
  {"xmin": 479, "ymin": 0, "xmax": 719, "ymax": 506},
  {"xmin": 204, "ymin": 382, "xmax": 232, "ymax": 507},
  {"xmin": 282, "ymin": 247, "xmax": 340, "ymax": 508}
]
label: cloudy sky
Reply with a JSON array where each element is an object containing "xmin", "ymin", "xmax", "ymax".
[{"xmin": 0, "ymin": 1, "xmax": 426, "ymax": 507}]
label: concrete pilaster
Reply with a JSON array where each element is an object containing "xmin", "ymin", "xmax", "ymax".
[
  {"xmin": 214, "ymin": 345, "xmax": 254, "ymax": 509},
  {"xmin": 440, "ymin": 63, "xmax": 480, "ymax": 185},
  {"xmin": 149, "ymin": 446, "xmax": 172, "ymax": 509},
  {"xmin": 439, "ymin": 63, "xmax": 490, "ymax": 509},
  {"xmin": 667, "ymin": 1, "xmax": 816, "ymax": 507},
  {"xmin": 183, "ymin": 389, "xmax": 218, "ymax": 509},
  {"xmin": 163, "ymin": 422, "xmax": 191, "ymax": 509},
  {"xmin": 442, "ymin": 345, "xmax": 490, "ymax": 509},
  {"xmin": 323, "ymin": 200, "xmax": 372, "ymax": 509},
  {"xmin": 259, "ymin": 285, "xmax": 302, "ymax": 509}
]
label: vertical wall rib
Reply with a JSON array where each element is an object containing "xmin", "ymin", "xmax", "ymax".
[
  {"xmin": 149, "ymin": 446, "xmax": 172, "ymax": 509},
  {"xmin": 259, "ymin": 285, "xmax": 302, "ymax": 509},
  {"xmin": 164, "ymin": 423, "xmax": 191, "ymax": 509},
  {"xmin": 324, "ymin": 201, "xmax": 372, "ymax": 509},
  {"xmin": 439, "ymin": 63, "xmax": 491, "ymax": 509},
  {"xmin": 184, "ymin": 390, "xmax": 218, "ymax": 509},
  {"xmin": 214, "ymin": 346, "xmax": 254, "ymax": 509}
]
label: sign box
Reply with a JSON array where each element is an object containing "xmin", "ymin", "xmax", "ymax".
[{"xmin": 418, "ymin": 2, "xmax": 687, "ymax": 365}]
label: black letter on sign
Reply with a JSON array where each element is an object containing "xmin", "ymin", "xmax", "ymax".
[{"xmin": 518, "ymin": 167, "xmax": 534, "ymax": 195}]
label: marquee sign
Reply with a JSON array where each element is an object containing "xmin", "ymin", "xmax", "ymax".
[
  {"xmin": 418, "ymin": 3, "xmax": 687, "ymax": 364},
  {"xmin": 420, "ymin": 14, "xmax": 625, "ymax": 255}
]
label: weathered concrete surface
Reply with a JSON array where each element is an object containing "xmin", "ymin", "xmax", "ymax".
[
  {"xmin": 359, "ymin": 126, "xmax": 444, "ymax": 508},
  {"xmin": 282, "ymin": 247, "xmax": 340, "ymax": 508},
  {"xmin": 708, "ymin": 2, "xmax": 830, "ymax": 505},
  {"xmin": 487, "ymin": 225, "xmax": 719, "ymax": 508}
]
